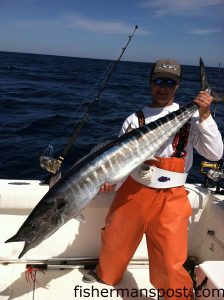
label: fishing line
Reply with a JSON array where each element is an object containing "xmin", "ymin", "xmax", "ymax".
[
  {"xmin": 40, "ymin": 59, "xmax": 117, "ymax": 156},
  {"xmin": 32, "ymin": 272, "xmax": 36, "ymax": 300},
  {"xmin": 62, "ymin": 59, "xmax": 118, "ymax": 137},
  {"xmin": 212, "ymin": 62, "xmax": 222, "ymax": 117},
  {"xmin": 40, "ymin": 25, "xmax": 138, "ymax": 177},
  {"xmin": 5, "ymin": 263, "xmax": 16, "ymax": 299},
  {"xmin": 59, "ymin": 25, "xmax": 138, "ymax": 160}
]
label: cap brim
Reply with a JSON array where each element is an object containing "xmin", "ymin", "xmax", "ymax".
[{"xmin": 151, "ymin": 72, "xmax": 180, "ymax": 84}]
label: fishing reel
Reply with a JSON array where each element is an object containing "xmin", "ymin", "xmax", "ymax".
[
  {"xmin": 200, "ymin": 159, "xmax": 224, "ymax": 194},
  {"xmin": 200, "ymin": 161, "xmax": 221, "ymax": 179},
  {"xmin": 39, "ymin": 145, "xmax": 62, "ymax": 175},
  {"xmin": 39, "ymin": 156, "xmax": 62, "ymax": 174}
]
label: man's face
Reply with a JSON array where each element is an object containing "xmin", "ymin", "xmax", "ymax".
[{"xmin": 150, "ymin": 78, "xmax": 179, "ymax": 107}]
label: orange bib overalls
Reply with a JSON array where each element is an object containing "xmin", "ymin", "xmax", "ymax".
[{"xmin": 97, "ymin": 157, "xmax": 193, "ymax": 300}]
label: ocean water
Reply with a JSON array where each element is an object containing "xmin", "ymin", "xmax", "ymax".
[{"xmin": 0, "ymin": 51, "xmax": 223, "ymax": 183}]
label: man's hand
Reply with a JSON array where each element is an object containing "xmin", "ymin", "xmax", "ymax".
[
  {"xmin": 99, "ymin": 182, "xmax": 116, "ymax": 193},
  {"xmin": 193, "ymin": 91, "xmax": 212, "ymax": 122}
]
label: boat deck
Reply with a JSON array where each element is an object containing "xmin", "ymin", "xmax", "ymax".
[
  {"xmin": 1, "ymin": 179, "xmax": 224, "ymax": 299},
  {"xmin": 0, "ymin": 262, "xmax": 162, "ymax": 300}
]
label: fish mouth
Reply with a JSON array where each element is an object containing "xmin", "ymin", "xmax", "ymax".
[
  {"xmin": 18, "ymin": 241, "xmax": 30, "ymax": 259},
  {"xmin": 5, "ymin": 234, "xmax": 26, "ymax": 243},
  {"xmin": 5, "ymin": 235, "xmax": 31, "ymax": 259}
]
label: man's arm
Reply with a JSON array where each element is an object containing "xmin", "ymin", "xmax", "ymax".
[{"xmin": 192, "ymin": 91, "xmax": 223, "ymax": 161}]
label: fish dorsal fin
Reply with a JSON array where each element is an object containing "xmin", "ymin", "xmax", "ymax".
[
  {"xmin": 74, "ymin": 139, "xmax": 115, "ymax": 167},
  {"xmin": 90, "ymin": 139, "xmax": 115, "ymax": 153}
]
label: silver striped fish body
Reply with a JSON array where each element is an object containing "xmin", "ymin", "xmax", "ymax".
[
  {"xmin": 5, "ymin": 103, "xmax": 198, "ymax": 258},
  {"xmin": 55, "ymin": 103, "xmax": 197, "ymax": 212}
]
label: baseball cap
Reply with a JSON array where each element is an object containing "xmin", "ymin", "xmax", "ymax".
[{"xmin": 150, "ymin": 60, "xmax": 181, "ymax": 84}]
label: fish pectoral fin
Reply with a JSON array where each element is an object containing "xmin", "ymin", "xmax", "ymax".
[{"xmin": 75, "ymin": 214, "xmax": 86, "ymax": 223}]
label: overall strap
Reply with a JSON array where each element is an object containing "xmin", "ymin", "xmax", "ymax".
[
  {"xmin": 136, "ymin": 109, "xmax": 191, "ymax": 158},
  {"xmin": 172, "ymin": 121, "xmax": 191, "ymax": 158},
  {"xmin": 136, "ymin": 110, "xmax": 145, "ymax": 127}
]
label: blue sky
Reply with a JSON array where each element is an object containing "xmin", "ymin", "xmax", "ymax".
[{"xmin": 0, "ymin": 0, "xmax": 223, "ymax": 66}]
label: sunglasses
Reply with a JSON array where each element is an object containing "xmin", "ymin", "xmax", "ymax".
[{"xmin": 152, "ymin": 78, "xmax": 177, "ymax": 87}]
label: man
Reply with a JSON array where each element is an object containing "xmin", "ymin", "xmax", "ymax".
[{"xmin": 83, "ymin": 60, "xmax": 223, "ymax": 299}]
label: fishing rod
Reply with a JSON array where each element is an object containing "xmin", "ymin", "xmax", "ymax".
[
  {"xmin": 212, "ymin": 62, "xmax": 221, "ymax": 117},
  {"xmin": 40, "ymin": 25, "xmax": 138, "ymax": 181}
]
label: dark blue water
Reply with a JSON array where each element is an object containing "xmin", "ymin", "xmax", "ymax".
[{"xmin": 0, "ymin": 51, "xmax": 223, "ymax": 183}]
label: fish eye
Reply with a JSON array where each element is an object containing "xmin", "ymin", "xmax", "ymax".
[{"xmin": 30, "ymin": 224, "xmax": 35, "ymax": 229}]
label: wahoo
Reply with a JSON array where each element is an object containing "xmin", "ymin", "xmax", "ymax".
[{"xmin": 5, "ymin": 103, "xmax": 198, "ymax": 258}]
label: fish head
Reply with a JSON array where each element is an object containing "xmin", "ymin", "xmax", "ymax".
[{"xmin": 5, "ymin": 191, "xmax": 68, "ymax": 258}]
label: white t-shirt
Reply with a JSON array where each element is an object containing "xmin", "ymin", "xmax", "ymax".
[{"xmin": 119, "ymin": 103, "xmax": 223, "ymax": 172}]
